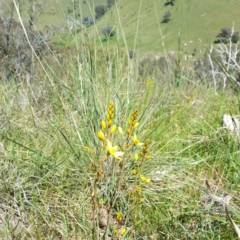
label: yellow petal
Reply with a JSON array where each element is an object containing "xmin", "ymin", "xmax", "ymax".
[
  {"xmin": 110, "ymin": 124, "xmax": 117, "ymax": 134},
  {"xmin": 140, "ymin": 175, "xmax": 150, "ymax": 183},
  {"xmin": 120, "ymin": 228, "xmax": 126, "ymax": 235},
  {"xmin": 114, "ymin": 151, "xmax": 124, "ymax": 159},
  {"xmin": 108, "ymin": 119, "xmax": 112, "ymax": 127},
  {"xmin": 98, "ymin": 130, "xmax": 105, "ymax": 141},
  {"xmin": 101, "ymin": 120, "xmax": 107, "ymax": 129},
  {"xmin": 134, "ymin": 153, "xmax": 139, "ymax": 161},
  {"xmin": 132, "ymin": 169, "xmax": 137, "ymax": 175},
  {"xmin": 131, "ymin": 134, "xmax": 143, "ymax": 146},
  {"xmin": 134, "ymin": 122, "xmax": 139, "ymax": 129},
  {"xmin": 146, "ymin": 155, "xmax": 151, "ymax": 160}
]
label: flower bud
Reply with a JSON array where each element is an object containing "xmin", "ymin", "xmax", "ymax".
[
  {"xmin": 132, "ymin": 169, "xmax": 137, "ymax": 175},
  {"xmin": 134, "ymin": 153, "xmax": 139, "ymax": 161},
  {"xmin": 101, "ymin": 120, "xmax": 107, "ymax": 129},
  {"xmin": 97, "ymin": 130, "xmax": 105, "ymax": 141},
  {"xmin": 146, "ymin": 155, "xmax": 151, "ymax": 160},
  {"xmin": 108, "ymin": 119, "xmax": 112, "ymax": 127},
  {"xmin": 110, "ymin": 124, "xmax": 117, "ymax": 134},
  {"xmin": 134, "ymin": 122, "xmax": 139, "ymax": 129}
]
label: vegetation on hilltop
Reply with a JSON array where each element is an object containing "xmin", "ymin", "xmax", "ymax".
[{"xmin": 1, "ymin": 0, "xmax": 240, "ymax": 55}]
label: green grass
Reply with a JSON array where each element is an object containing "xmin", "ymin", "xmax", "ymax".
[
  {"xmin": 1, "ymin": 0, "xmax": 103, "ymax": 29},
  {"xmin": 1, "ymin": 50, "xmax": 240, "ymax": 238}
]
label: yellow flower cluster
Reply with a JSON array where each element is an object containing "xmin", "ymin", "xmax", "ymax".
[
  {"xmin": 127, "ymin": 109, "xmax": 139, "ymax": 134},
  {"xmin": 140, "ymin": 174, "xmax": 150, "ymax": 183},
  {"xmin": 97, "ymin": 102, "xmax": 124, "ymax": 161},
  {"xmin": 140, "ymin": 139, "xmax": 150, "ymax": 156},
  {"xmin": 132, "ymin": 169, "xmax": 137, "ymax": 175},
  {"xmin": 116, "ymin": 211, "xmax": 123, "ymax": 222},
  {"xmin": 106, "ymin": 101, "xmax": 114, "ymax": 127},
  {"xmin": 113, "ymin": 228, "xmax": 126, "ymax": 236},
  {"xmin": 120, "ymin": 228, "xmax": 126, "ymax": 235},
  {"xmin": 135, "ymin": 186, "xmax": 141, "ymax": 195},
  {"xmin": 87, "ymin": 101, "xmax": 153, "ymax": 237}
]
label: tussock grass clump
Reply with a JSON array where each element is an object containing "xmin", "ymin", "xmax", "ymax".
[{"xmin": 87, "ymin": 101, "xmax": 152, "ymax": 238}]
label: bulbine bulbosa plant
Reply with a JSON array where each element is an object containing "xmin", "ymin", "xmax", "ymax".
[{"xmin": 84, "ymin": 102, "xmax": 152, "ymax": 239}]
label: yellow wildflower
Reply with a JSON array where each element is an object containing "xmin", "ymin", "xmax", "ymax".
[
  {"xmin": 106, "ymin": 140, "xmax": 124, "ymax": 160},
  {"xmin": 132, "ymin": 169, "xmax": 137, "ymax": 175},
  {"xmin": 108, "ymin": 119, "xmax": 112, "ymax": 127},
  {"xmin": 97, "ymin": 130, "xmax": 105, "ymax": 141},
  {"xmin": 116, "ymin": 212, "xmax": 122, "ymax": 222},
  {"xmin": 101, "ymin": 120, "xmax": 107, "ymax": 129},
  {"xmin": 136, "ymin": 186, "xmax": 141, "ymax": 195},
  {"xmin": 134, "ymin": 122, "xmax": 139, "ymax": 129},
  {"xmin": 146, "ymin": 155, "xmax": 151, "ymax": 160},
  {"xmin": 110, "ymin": 124, "xmax": 117, "ymax": 134},
  {"xmin": 131, "ymin": 134, "xmax": 143, "ymax": 146},
  {"xmin": 120, "ymin": 228, "xmax": 126, "ymax": 235},
  {"xmin": 139, "ymin": 198, "xmax": 145, "ymax": 203},
  {"xmin": 134, "ymin": 153, "xmax": 139, "ymax": 161},
  {"xmin": 140, "ymin": 175, "xmax": 150, "ymax": 183}
]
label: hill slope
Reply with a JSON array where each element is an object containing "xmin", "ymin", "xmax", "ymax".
[
  {"xmin": 90, "ymin": 0, "xmax": 240, "ymax": 55},
  {"xmin": 1, "ymin": 0, "xmax": 240, "ymax": 55}
]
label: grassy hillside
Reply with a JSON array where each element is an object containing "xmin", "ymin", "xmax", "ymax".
[
  {"xmin": 2, "ymin": 0, "xmax": 240, "ymax": 55},
  {"xmin": 91, "ymin": 0, "xmax": 240, "ymax": 55},
  {"xmin": 1, "ymin": 0, "xmax": 103, "ymax": 29}
]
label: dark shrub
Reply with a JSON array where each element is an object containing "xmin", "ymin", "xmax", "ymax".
[
  {"xmin": 232, "ymin": 31, "xmax": 239, "ymax": 43},
  {"xmin": 214, "ymin": 27, "xmax": 239, "ymax": 44},
  {"xmin": 82, "ymin": 16, "xmax": 89, "ymax": 25},
  {"xmin": 0, "ymin": 18, "xmax": 51, "ymax": 80},
  {"xmin": 162, "ymin": 11, "xmax": 171, "ymax": 23},
  {"xmin": 102, "ymin": 26, "xmax": 115, "ymax": 39},
  {"xmin": 164, "ymin": 0, "xmax": 176, "ymax": 6},
  {"xmin": 89, "ymin": 18, "xmax": 95, "ymax": 25},
  {"xmin": 95, "ymin": 5, "xmax": 106, "ymax": 20},
  {"xmin": 107, "ymin": 0, "xmax": 115, "ymax": 8}
]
